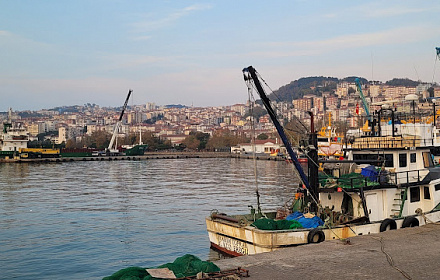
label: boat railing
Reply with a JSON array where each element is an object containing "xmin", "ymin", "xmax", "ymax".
[
  {"xmin": 352, "ymin": 136, "xmax": 425, "ymax": 149},
  {"xmin": 386, "ymin": 168, "xmax": 429, "ymax": 186},
  {"xmin": 320, "ymin": 168, "xmax": 429, "ymax": 191}
]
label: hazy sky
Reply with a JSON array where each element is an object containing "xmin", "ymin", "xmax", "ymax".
[{"xmin": 1, "ymin": 1, "xmax": 440, "ymax": 111}]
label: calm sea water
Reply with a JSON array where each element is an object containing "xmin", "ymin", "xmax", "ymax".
[{"xmin": 0, "ymin": 158, "xmax": 300, "ymax": 279}]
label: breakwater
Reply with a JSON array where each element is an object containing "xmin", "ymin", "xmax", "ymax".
[{"xmin": 0, "ymin": 152, "xmax": 287, "ymax": 163}]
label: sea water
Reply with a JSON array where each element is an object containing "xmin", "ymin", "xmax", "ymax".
[{"xmin": 0, "ymin": 158, "xmax": 300, "ymax": 279}]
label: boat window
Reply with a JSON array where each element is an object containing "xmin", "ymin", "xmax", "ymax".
[
  {"xmin": 410, "ymin": 153, "xmax": 416, "ymax": 163},
  {"xmin": 317, "ymin": 137, "xmax": 329, "ymax": 143},
  {"xmin": 435, "ymin": 184, "xmax": 440, "ymax": 191},
  {"xmin": 422, "ymin": 152, "xmax": 434, "ymax": 168},
  {"xmin": 424, "ymin": 187, "xmax": 431, "ymax": 200},
  {"xmin": 410, "ymin": 187, "xmax": 420, "ymax": 203},
  {"xmin": 353, "ymin": 154, "xmax": 380, "ymax": 164},
  {"xmin": 384, "ymin": 154, "xmax": 393, "ymax": 167},
  {"xmin": 399, "ymin": 153, "xmax": 407, "ymax": 168}
]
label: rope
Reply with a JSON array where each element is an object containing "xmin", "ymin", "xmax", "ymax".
[
  {"xmin": 372, "ymin": 236, "xmax": 412, "ymax": 280},
  {"xmin": 415, "ymin": 208, "xmax": 440, "ymax": 225},
  {"xmin": 247, "ymin": 85, "xmax": 262, "ymax": 215}
]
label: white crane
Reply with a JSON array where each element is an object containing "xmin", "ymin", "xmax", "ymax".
[{"xmin": 107, "ymin": 89, "xmax": 132, "ymax": 155}]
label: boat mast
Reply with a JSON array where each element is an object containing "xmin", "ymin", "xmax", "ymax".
[{"xmin": 243, "ymin": 66, "xmax": 318, "ymax": 205}]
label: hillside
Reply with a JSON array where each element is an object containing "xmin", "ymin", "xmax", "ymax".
[{"xmin": 269, "ymin": 76, "xmax": 418, "ymax": 102}]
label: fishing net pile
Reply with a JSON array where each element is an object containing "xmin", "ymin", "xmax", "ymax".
[
  {"xmin": 251, "ymin": 211, "xmax": 324, "ymax": 230},
  {"xmin": 103, "ymin": 254, "xmax": 220, "ymax": 280},
  {"xmin": 251, "ymin": 218, "xmax": 303, "ymax": 230}
]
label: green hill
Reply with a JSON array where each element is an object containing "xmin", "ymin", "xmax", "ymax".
[{"xmin": 268, "ymin": 76, "xmax": 418, "ymax": 102}]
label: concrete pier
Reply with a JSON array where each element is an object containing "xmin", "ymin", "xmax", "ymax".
[
  {"xmin": 214, "ymin": 223, "xmax": 440, "ymax": 280},
  {"xmin": 0, "ymin": 152, "xmax": 288, "ymax": 163}
]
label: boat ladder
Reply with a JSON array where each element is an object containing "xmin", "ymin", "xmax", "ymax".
[{"xmin": 391, "ymin": 187, "xmax": 408, "ymax": 218}]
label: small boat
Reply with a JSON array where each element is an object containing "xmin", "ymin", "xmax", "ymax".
[
  {"xmin": 285, "ymin": 150, "xmax": 307, "ymax": 163},
  {"xmin": 206, "ymin": 66, "xmax": 440, "ymax": 256},
  {"xmin": 297, "ymin": 154, "xmax": 308, "ymax": 163}
]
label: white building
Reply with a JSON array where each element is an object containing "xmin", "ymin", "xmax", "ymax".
[{"xmin": 231, "ymin": 139, "xmax": 284, "ymax": 154}]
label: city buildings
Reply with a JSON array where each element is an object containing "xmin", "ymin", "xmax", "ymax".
[{"xmin": 1, "ymin": 81, "xmax": 439, "ymax": 149}]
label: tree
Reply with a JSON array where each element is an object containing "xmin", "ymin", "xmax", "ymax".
[
  {"xmin": 244, "ymin": 106, "xmax": 267, "ymax": 120},
  {"xmin": 284, "ymin": 119, "xmax": 309, "ymax": 146},
  {"xmin": 193, "ymin": 132, "xmax": 210, "ymax": 149},
  {"xmin": 182, "ymin": 134, "xmax": 200, "ymax": 150},
  {"xmin": 257, "ymin": 133, "xmax": 268, "ymax": 140},
  {"xmin": 428, "ymin": 87, "xmax": 435, "ymax": 98},
  {"xmin": 122, "ymin": 133, "xmax": 138, "ymax": 145},
  {"xmin": 206, "ymin": 129, "xmax": 249, "ymax": 150},
  {"xmin": 87, "ymin": 130, "xmax": 111, "ymax": 149},
  {"xmin": 65, "ymin": 139, "xmax": 76, "ymax": 148},
  {"xmin": 135, "ymin": 131, "xmax": 170, "ymax": 151},
  {"xmin": 332, "ymin": 120, "xmax": 350, "ymax": 136},
  {"xmin": 348, "ymin": 87, "xmax": 357, "ymax": 95},
  {"xmin": 385, "ymin": 78, "xmax": 419, "ymax": 87}
]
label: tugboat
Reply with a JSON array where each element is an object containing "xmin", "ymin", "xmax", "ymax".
[{"xmin": 206, "ymin": 66, "xmax": 440, "ymax": 256}]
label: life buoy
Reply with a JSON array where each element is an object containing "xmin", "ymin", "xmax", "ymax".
[
  {"xmin": 379, "ymin": 218, "xmax": 397, "ymax": 232},
  {"xmin": 307, "ymin": 228, "xmax": 325, "ymax": 243},
  {"xmin": 401, "ymin": 216, "xmax": 419, "ymax": 228}
]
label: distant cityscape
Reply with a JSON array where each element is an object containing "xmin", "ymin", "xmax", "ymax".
[{"xmin": 1, "ymin": 79, "xmax": 440, "ymax": 148}]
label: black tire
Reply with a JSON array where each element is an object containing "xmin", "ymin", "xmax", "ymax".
[
  {"xmin": 307, "ymin": 228, "xmax": 325, "ymax": 243},
  {"xmin": 379, "ymin": 218, "xmax": 397, "ymax": 232},
  {"xmin": 401, "ymin": 216, "xmax": 419, "ymax": 228}
]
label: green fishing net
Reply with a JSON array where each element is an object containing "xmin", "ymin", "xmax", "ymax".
[
  {"xmin": 251, "ymin": 218, "xmax": 303, "ymax": 230},
  {"xmin": 103, "ymin": 254, "xmax": 220, "ymax": 280}
]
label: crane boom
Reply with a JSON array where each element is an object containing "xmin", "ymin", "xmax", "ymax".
[
  {"xmin": 242, "ymin": 66, "xmax": 311, "ymax": 191},
  {"xmin": 355, "ymin": 78, "xmax": 371, "ymax": 120},
  {"xmin": 108, "ymin": 89, "xmax": 132, "ymax": 152},
  {"xmin": 118, "ymin": 90, "xmax": 132, "ymax": 121}
]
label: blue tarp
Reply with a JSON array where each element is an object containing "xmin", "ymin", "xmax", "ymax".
[
  {"xmin": 361, "ymin": 165, "xmax": 378, "ymax": 182},
  {"xmin": 285, "ymin": 211, "xmax": 324, "ymax": 228}
]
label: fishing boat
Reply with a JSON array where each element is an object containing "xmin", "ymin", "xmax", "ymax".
[
  {"xmin": 317, "ymin": 112, "xmax": 344, "ymax": 158},
  {"xmin": 206, "ymin": 66, "xmax": 440, "ymax": 256}
]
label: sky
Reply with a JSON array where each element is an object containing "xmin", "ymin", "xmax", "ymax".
[{"xmin": 1, "ymin": 0, "xmax": 440, "ymax": 111}]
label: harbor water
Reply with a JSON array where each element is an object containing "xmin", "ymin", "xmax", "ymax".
[{"xmin": 0, "ymin": 157, "xmax": 300, "ymax": 279}]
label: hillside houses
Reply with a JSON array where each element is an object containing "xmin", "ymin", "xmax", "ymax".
[{"xmin": 2, "ymin": 80, "xmax": 439, "ymax": 150}]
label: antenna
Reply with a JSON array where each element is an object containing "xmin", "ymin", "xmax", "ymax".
[
  {"xmin": 414, "ymin": 65, "xmax": 420, "ymax": 81},
  {"xmin": 432, "ymin": 47, "xmax": 440, "ymax": 84}
]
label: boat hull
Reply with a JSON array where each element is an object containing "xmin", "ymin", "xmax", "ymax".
[{"xmin": 206, "ymin": 210, "xmax": 440, "ymax": 256}]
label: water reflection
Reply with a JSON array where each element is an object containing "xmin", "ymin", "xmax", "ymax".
[{"xmin": 0, "ymin": 158, "xmax": 300, "ymax": 279}]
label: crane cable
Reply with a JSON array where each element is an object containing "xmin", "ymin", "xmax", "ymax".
[
  {"xmin": 247, "ymin": 85, "xmax": 262, "ymax": 215},
  {"xmin": 246, "ymin": 79, "xmax": 306, "ymax": 189}
]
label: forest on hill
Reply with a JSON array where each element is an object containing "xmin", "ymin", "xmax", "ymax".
[{"xmin": 269, "ymin": 76, "xmax": 419, "ymax": 102}]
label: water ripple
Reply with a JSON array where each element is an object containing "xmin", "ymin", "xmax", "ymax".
[{"xmin": 0, "ymin": 158, "xmax": 300, "ymax": 279}]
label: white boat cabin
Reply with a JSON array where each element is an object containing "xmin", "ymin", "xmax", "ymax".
[{"xmin": 320, "ymin": 123, "xmax": 440, "ymax": 222}]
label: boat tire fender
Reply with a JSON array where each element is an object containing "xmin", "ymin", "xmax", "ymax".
[
  {"xmin": 379, "ymin": 218, "xmax": 397, "ymax": 232},
  {"xmin": 401, "ymin": 216, "xmax": 419, "ymax": 228},
  {"xmin": 307, "ymin": 228, "xmax": 325, "ymax": 244}
]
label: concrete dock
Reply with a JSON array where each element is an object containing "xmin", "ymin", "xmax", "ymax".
[
  {"xmin": 214, "ymin": 223, "xmax": 440, "ymax": 280},
  {"xmin": 0, "ymin": 152, "xmax": 288, "ymax": 163}
]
